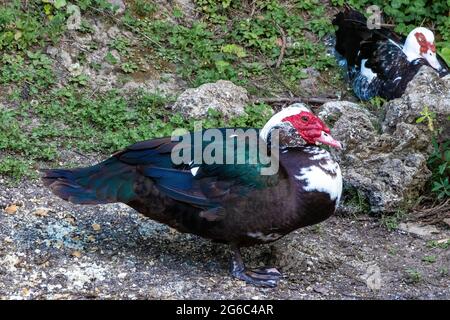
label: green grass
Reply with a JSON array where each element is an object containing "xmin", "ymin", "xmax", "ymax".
[
  {"xmin": 122, "ymin": 0, "xmax": 337, "ymax": 91},
  {"xmin": 427, "ymin": 240, "xmax": 450, "ymax": 250},
  {"xmin": 0, "ymin": 0, "xmax": 449, "ymax": 192},
  {"xmin": 422, "ymin": 255, "xmax": 437, "ymax": 264},
  {"xmin": 341, "ymin": 185, "xmax": 371, "ymax": 214},
  {"xmin": 405, "ymin": 268, "xmax": 422, "ymax": 284},
  {"xmin": 380, "ymin": 210, "xmax": 406, "ymax": 231},
  {"xmin": 0, "ymin": 0, "xmax": 334, "ymax": 180},
  {"xmin": 0, "ymin": 83, "xmax": 273, "ymax": 179}
]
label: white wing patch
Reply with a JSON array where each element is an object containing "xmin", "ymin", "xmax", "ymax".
[
  {"xmin": 295, "ymin": 162, "xmax": 343, "ymax": 205},
  {"xmin": 360, "ymin": 59, "xmax": 377, "ymax": 83},
  {"xmin": 190, "ymin": 167, "xmax": 200, "ymax": 176}
]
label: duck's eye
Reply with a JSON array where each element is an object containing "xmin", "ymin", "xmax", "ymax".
[{"xmin": 301, "ymin": 116, "xmax": 308, "ymax": 122}]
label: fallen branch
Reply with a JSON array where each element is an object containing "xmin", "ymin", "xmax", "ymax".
[
  {"xmin": 252, "ymin": 96, "xmax": 336, "ymax": 105},
  {"xmin": 275, "ymin": 24, "xmax": 287, "ymax": 69},
  {"xmin": 257, "ymin": 50, "xmax": 295, "ymax": 97},
  {"xmin": 409, "ymin": 199, "xmax": 450, "ymax": 225},
  {"xmin": 88, "ymin": 6, "xmax": 163, "ymax": 50}
]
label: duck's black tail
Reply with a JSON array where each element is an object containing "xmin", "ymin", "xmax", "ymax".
[
  {"xmin": 41, "ymin": 158, "xmax": 137, "ymax": 205},
  {"xmin": 333, "ymin": 7, "xmax": 401, "ymax": 68},
  {"xmin": 332, "ymin": 7, "xmax": 372, "ymax": 67}
]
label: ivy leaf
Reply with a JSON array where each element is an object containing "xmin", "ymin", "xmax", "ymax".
[
  {"xmin": 14, "ymin": 31, "xmax": 22, "ymax": 41},
  {"xmin": 54, "ymin": 0, "xmax": 67, "ymax": 9},
  {"xmin": 44, "ymin": 3, "xmax": 53, "ymax": 15},
  {"xmin": 440, "ymin": 47, "xmax": 450, "ymax": 65},
  {"xmin": 438, "ymin": 163, "xmax": 447, "ymax": 175},
  {"xmin": 415, "ymin": 116, "xmax": 426, "ymax": 123},
  {"xmin": 221, "ymin": 44, "xmax": 247, "ymax": 58}
]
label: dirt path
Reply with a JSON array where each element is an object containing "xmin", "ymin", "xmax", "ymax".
[{"xmin": 0, "ymin": 176, "xmax": 448, "ymax": 300}]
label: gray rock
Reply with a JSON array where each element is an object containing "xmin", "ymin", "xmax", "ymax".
[
  {"xmin": 320, "ymin": 101, "xmax": 431, "ymax": 212},
  {"xmin": 444, "ymin": 218, "xmax": 450, "ymax": 228},
  {"xmin": 46, "ymin": 46, "xmax": 83, "ymax": 78},
  {"xmin": 317, "ymin": 67, "xmax": 450, "ymax": 213},
  {"xmin": 299, "ymin": 67, "xmax": 320, "ymax": 95},
  {"xmin": 66, "ymin": 5, "xmax": 81, "ymax": 30},
  {"xmin": 398, "ymin": 222, "xmax": 440, "ymax": 238},
  {"xmin": 383, "ymin": 66, "xmax": 450, "ymax": 140},
  {"xmin": 107, "ymin": 0, "xmax": 126, "ymax": 14},
  {"xmin": 172, "ymin": 80, "xmax": 248, "ymax": 119},
  {"xmin": 173, "ymin": 0, "xmax": 197, "ymax": 20},
  {"xmin": 91, "ymin": 20, "xmax": 111, "ymax": 46},
  {"xmin": 122, "ymin": 73, "xmax": 187, "ymax": 97}
]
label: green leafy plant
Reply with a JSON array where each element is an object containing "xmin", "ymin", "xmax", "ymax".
[
  {"xmin": 416, "ymin": 106, "xmax": 436, "ymax": 132},
  {"xmin": 427, "ymin": 138, "xmax": 450, "ymax": 199},
  {"xmin": 422, "ymin": 255, "xmax": 437, "ymax": 264},
  {"xmin": 405, "ymin": 269, "xmax": 422, "ymax": 284},
  {"xmin": 380, "ymin": 210, "xmax": 406, "ymax": 231},
  {"xmin": 427, "ymin": 239, "xmax": 450, "ymax": 250},
  {"xmin": 441, "ymin": 47, "xmax": 450, "ymax": 65},
  {"xmin": 121, "ymin": 61, "xmax": 138, "ymax": 73},
  {"xmin": 105, "ymin": 51, "xmax": 118, "ymax": 65}
]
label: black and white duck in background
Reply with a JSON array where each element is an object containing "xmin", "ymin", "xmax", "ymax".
[
  {"xmin": 333, "ymin": 7, "xmax": 449, "ymax": 101},
  {"xmin": 42, "ymin": 105, "xmax": 343, "ymax": 287}
]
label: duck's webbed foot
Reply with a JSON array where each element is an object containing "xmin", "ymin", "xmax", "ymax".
[{"xmin": 229, "ymin": 246, "xmax": 282, "ymax": 288}]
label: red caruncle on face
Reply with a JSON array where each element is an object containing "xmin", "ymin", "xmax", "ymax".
[
  {"xmin": 282, "ymin": 111, "xmax": 330, "ymax": 144},
  {"xmin": 415, "ymin": 32, "xmax": 436, "ymax": 54}
]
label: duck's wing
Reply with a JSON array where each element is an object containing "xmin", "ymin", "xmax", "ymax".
[
  {"xmin": 333, "ymin": 7, "xmax": 401, "ymax": 68},
  {"xmin": 110, "ymin": 130, "xmax": 284, "ymax": 208},
  {"xmin": 361, "ymin": 39, "xmax": 426, "ymax": 99},
  {"xmin": 43, "ymin": 129, "xmax": 285, "ymax": 211}
]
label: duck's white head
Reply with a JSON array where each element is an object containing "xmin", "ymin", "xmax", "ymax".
[
  {"xmin": 260, "ymin": 104, "xmax": 342, "ymax": 149},
  {"xmin": 403, "ymin": 27, "xmax": 443, "ymax": 71}
]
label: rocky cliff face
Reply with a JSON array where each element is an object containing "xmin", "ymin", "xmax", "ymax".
[{"xmin": 319, "ymin": 67, "xmax": 449, "ymax": 212}]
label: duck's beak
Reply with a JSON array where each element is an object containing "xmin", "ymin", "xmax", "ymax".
[
  {"xmin": 424, "ymin": 50, "xmax": 443, "ymax": 72},
  {"xmin": 315, "ymin": 131, "xmax": 343, "ymax": 149}
]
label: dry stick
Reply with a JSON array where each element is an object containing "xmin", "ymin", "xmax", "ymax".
[
  {"xmin": 88, "ymin": 6, "xmax": 164, "ymax": 50},
  {"xmin": 252, "ymin": 96, "xmax": 335, "ymax": 105},
  {"xmin": 408, "ymin": 198, "xmax": 450, "ymax": 225},
  {"xmin": 257, "ymin": 50, "xmax": 295, "ymax": 97},
  {"xmin": 275, "ymin": 24, "xmax": 287, "ymax": 69},
  {"xmin": 343, "ymin": 18, "xmax": 395, "ymax": 28},
  {"xmin": 73, "ymin": 150, "xmax": 93, "ymax": 161},
  {"xmin": 249, "ymin": 0, "xmax": 257, "ymax": 17}
]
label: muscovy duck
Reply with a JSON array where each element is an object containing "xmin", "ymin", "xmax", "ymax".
[
  {"xmin": 333, "ymin": 7, "xmax": 449, "ymax": 101},
  {"xmin": 42, "ymin": 105, "xmax": 343, "ymax": 287}
]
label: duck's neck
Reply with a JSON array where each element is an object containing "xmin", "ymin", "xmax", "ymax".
[{"xmin": 402, "ymin": 42, "xmax": 421, "ymax": 62}]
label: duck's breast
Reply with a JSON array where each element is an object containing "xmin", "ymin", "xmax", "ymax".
[{"xmin": 281, "ymin": 146, "xmax": 343, "ymax": 226}]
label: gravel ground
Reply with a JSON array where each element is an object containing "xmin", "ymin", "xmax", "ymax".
[
  {"xmin": 1, "ymin": 181, "xmax": 448, "ymax": 299},
  {"xmin": 0, "ymin": 154, "xmax": 448, "ymax": 300}
]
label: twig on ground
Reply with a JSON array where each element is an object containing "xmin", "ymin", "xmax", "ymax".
[
  {"xmin": 252, "ymin": 96, "xmax": 336, "ymax": 105},
  {"xmin": 249, "ymin": 1, "xmax": 257, "ymax": 17},
  {"xmin": 275, "ymin": 24, "xmax": 287, "ymax": 69},
  {"xmin": 88, "ymin": 6, "xmax": 164, "ymax": 50},
  {"xmin": 73, "ymin": 150, "xmax": 93, "ymax": 161},
  {"xmin": 409, "ymin": 199, "xmax": 450, "ymax": 225},
  {"xmin": 257, "ymin": 50, "xmax": 295, "ymax": 97}
]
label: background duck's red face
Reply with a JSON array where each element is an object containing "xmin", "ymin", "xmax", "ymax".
[
  {"xmin": 282, "ymin": 111, "xmax": 342, "ymax": 149},
  {"xmin": 415, "ymin": 32, "xmax": 436, "ymax": 54},
  {"xmin": 411, "ymin": 29, "xmax": 442, "ymax": 71}
]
